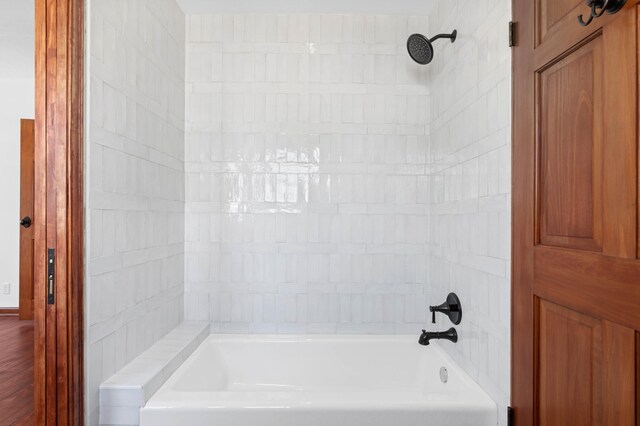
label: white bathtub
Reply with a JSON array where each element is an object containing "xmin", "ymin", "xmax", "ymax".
[{"xmin": 140, "ymin": 335, "xmax": 497, "ymax": 426}]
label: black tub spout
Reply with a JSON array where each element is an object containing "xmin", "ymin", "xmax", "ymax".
[{"xmin": 418, "ymin": 327, "xmax": 458, "ymax": 346}]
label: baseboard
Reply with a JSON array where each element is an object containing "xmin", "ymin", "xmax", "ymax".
[{"xmin": 0, "ymin": 307, "xmax": 19, "ymax": 316}]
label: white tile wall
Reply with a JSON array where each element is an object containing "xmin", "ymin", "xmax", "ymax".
[
  {"xmin": 87, "ymin": 0, "xmax": 186, "ymax": 424},
  {"xmin": 428, "ymin": 1, "xmax": 511, "ymax": 425},
  {"xmin": 184, "ymin": 14, "xmax": 433, "ymax": 334},
  {"xmin": 87, "ymin": 3, "xmax": 512, "ymax": 424}
]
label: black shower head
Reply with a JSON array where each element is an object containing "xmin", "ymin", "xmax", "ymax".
[{"xmin": 407, "ymin": 30, "xmax": 457, "ymax": 65}]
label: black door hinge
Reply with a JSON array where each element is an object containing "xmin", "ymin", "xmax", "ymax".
[
  {"xmin": 47, "ymin": 248, "xmax": 55, "ymax": 304},
  {"xmin": 508, "ymin": 406, "xmax": 514, "ymax": 426},
  {"xmin": 509, "ymin": 21, "xmax": 516, "ymax": 47}
]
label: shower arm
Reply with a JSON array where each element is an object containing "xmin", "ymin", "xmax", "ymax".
[{"xmin": 429, "ymin": 31, "xmax": 457, "ymax": 43}]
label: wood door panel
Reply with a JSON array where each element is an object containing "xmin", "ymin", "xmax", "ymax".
[
  {"xmin": 538, "ymin": 299, "xmax": 602, "ymax": 426},
  {"xmin": 537, "ymin": 0, "xmax": 583, "ymax": 47},
  {"xmin": 537, "ymin": 300, "xmax": 636, "ymax": 426},
  {"xmin": 534, "ymin": 6, "xmax": 633, "ymax": 71},
  {"xmin": 602, "ymin": 322, "xmax": 636, "ymax": 426},
  {"xmin": 537, "ymin": 38, "xmax": 603, "ymax": 251}
]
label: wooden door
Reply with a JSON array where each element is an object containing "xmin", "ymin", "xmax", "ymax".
[
  {"xmin": 19, "ymin": 118, "xmax": 35, "ymax": 321},
  {"xmin": 512, "ymin": 1, "xmax": 639, "ymax": 425}
]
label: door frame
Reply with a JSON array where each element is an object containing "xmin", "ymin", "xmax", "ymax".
[
  {"xmin": 34, "ymin": 0, "xmax": 84, "ymax": 423},
  {"xmin": 511, "ymin": 1, "xmax": 535, "ymax": 424}
]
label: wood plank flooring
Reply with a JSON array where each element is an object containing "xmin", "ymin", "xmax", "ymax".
[{"xmin": 0, "ymin": 316, "xmax": 34, "ymax": 425}]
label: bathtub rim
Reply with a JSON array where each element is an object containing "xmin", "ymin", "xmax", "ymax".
[{"xmin": 141, "ymin": 333, "xmax": 498, "ymax": 414}]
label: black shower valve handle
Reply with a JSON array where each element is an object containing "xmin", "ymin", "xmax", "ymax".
[
  {"xmin": 430, "ymin": 303, "xmax": 450, "ymax": 323},
  {"xmin": 429, "ymin": 301, "xmax": 450, "ymax": 323},
  {"xmin": 429, "ymin": 293, "xmax": 462, "ymax": 325}
]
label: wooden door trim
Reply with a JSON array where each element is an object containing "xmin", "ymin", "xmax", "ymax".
[
  {"xmin": 68, "ymin": 1, "xmax": 85, "ymax": 422},
  {"xmin": 34, "ymin": 0, "xmax": 84, "ymax": 424},
  {"xmin": 512, "ymin": 0, "xmax": 536, "ymax": 425}
]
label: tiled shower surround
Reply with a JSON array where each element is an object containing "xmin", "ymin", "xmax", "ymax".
[
  {"xmin": 88, "ymin": 1, "xmax": 512, "ymax": 424},
  {"xmin": 87, "ymin": 0, "xmax": 186, "ymax": 424},
  {"xmin": 184, "ymin": 14, "xmax": 433, "ymax": 334},
  {"xmin": 428, "ymin": 1, "xmax": 511, "ymax": 423}
]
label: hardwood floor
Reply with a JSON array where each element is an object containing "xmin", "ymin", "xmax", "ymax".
[{"xmin": 0, "ymin": 317, "xmax": 34, "ymax": 425}]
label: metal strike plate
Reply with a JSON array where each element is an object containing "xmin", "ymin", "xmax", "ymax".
[{"xmin": 47, "ymin": 248, "xmax": 55, "ymax": 305}]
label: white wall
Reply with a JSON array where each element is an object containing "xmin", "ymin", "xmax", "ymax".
[
  {"xmin": 184, "ymin": 14, "xmax": 433, "ymax": 334},
  {"xmin": 428, "ymin": 1, "xmax": 511, "ymax": 424},
  {"xmin": 86, "ymin": 0, "xmax": 186, "ymax": 424},
  {"xmin": 0, "ymin": 79, "xmax": 33, "ymax": 308},
  {"xmin": 0, "ymin": 0, "xmax": 35, "ymax": 308}
]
